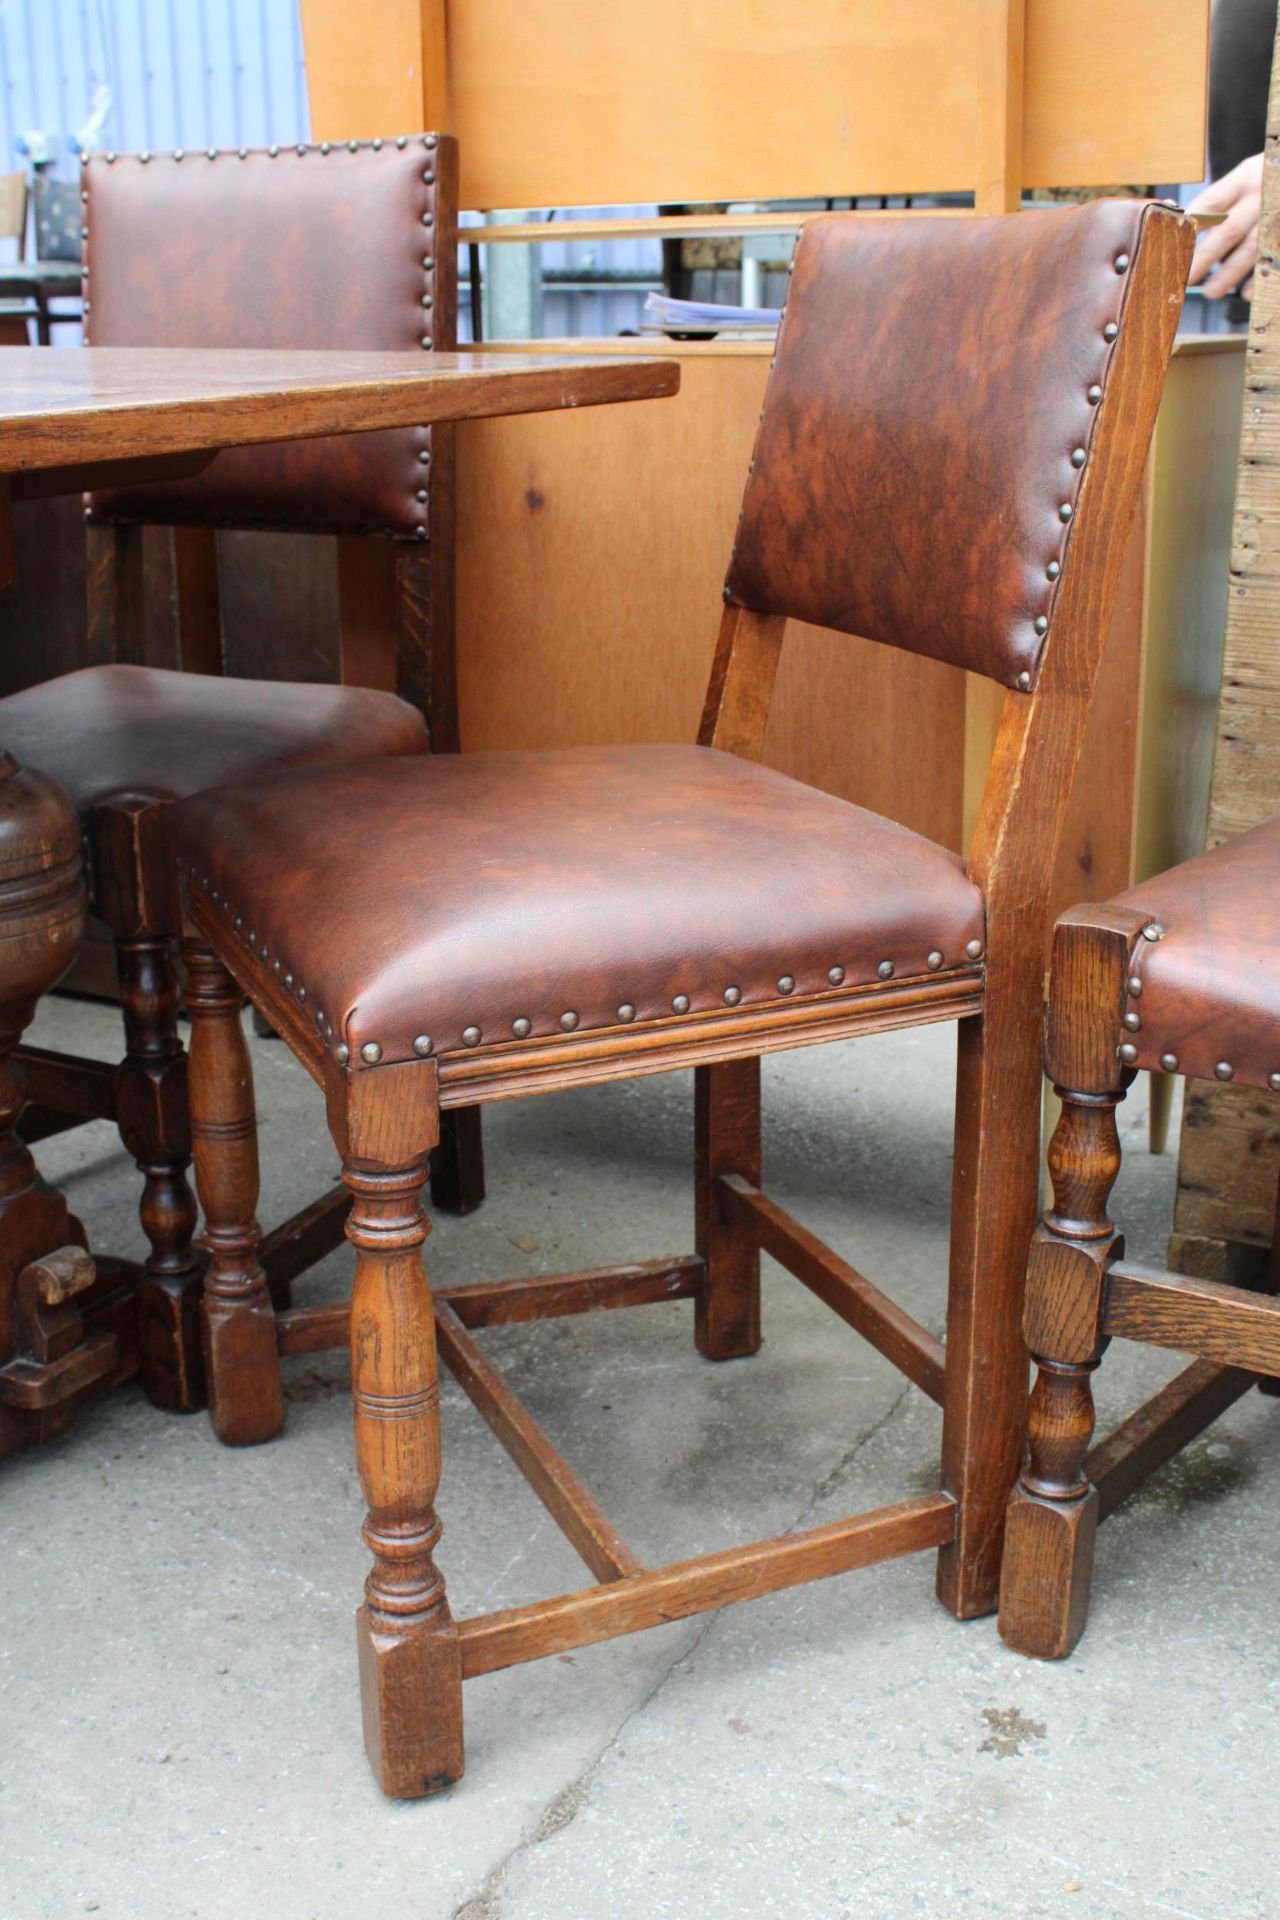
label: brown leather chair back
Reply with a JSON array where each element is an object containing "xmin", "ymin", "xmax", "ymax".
[
  {"xmin": 83, "ymin": 136, "xmax": 457, "ymax": 537},
  {"xmin": 725, "ymin": 199, "xmax": 1170, "ymax": 691}
]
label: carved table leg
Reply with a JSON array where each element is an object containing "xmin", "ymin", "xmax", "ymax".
[
  {"xmin": 115, "ymin": 932, "xmax": 203, "ymax": 1413},
  {"xmin": 348, "ymin": 1159, "xmax": 464, "ymax": 1797},
  {"xmin": 0, "ymin": 751, "xmax": 105, "ymax": 1456},
  {"xmin": 184, "ymin": 943, "xmax": 282, "ymax": 1446},
  {"xmin": 999, "ymin": 1083, "xmax": 1125, "ymax": 1659}
]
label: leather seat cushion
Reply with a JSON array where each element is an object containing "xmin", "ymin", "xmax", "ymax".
[
  {"xmin": 0, "ymin": 665, "xmax": 427, "ymax": 811},
  {"xmin": 165, "ymin": 743, "xmax": 986, "ymax": 1064},
  {"xmin": 1113, "ymin": 818, "xmax": 1280, "ymax": 1091}
]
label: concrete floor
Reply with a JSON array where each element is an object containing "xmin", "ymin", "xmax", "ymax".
[{"xmin": 2, "ymin": 1000, "xmax": 1278, "ymax": 1920}]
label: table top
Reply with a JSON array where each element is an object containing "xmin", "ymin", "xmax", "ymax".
[{"xmin": 0, "ymin": 346, "xmax": 681, "ymax": 473}]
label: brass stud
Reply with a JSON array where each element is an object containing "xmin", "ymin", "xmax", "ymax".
[
  {"xmin": 927, "ymin": 952, "xmax": 943, "ymax": 971},
  {"xmin": 424, "ymin": 134, "xmax": 438, "ymax": 149},
  {"xmin": 421, "ymin": 337, "xmax": 434, "ymax": 349},
  {"xmin": 462, "ymin": 1026, "xmax": 482, "ymax": 1046},
  {"xmin": 1034, "ymin": 616, "xmax": 1048, "ymax": 635},
  {"xmin": 1017, "ymin": 671, "xmax": 1032, "ymax": 691},
  {"xmin": 207, "ymin": 148, "xmax": 218, "ymax": 160},
  {"xmin": 238, "ymin": 147, "xmax": 248, "ymax": 159},
  {"xmin": 512, "ymin": 1017, "xmax": 532, "ymax": 1039},
  {"xmin": 320, "ymin": 142, "xmax": 331, "ymax": 154},
  {"xmin": 1047, "ymin": 559, "xmax": 1061, "ymax": 580},
  {"xmin": 298, "ymin": 986, "xmax": 306, "ymax": 1003},
  {"xmin": 1070, "ymin": 448, "xmax": 1086, "ymax": 469},
  {"xmin": 1103, "ymin": 321, "xmax": 1119, "ymax": 342},
  {"xmin": 283, "ymin": 972, "xmax": 293, "ymax": 990},
  {"xmin": 777, "ymin": 975, "xmax": 795, "ymax": 995},
  {"xmin": 966, "ymin": 939, "xmax": 984, "ymax": 960},
  {"xmin": 1270, "ymin": 1072, "xmax": 1280, "ymax": 1092},
  {"xmin": 413, "ymin": 1034, "xmax": 434, "ymax": 1057},
  {"xmin": 173, "ymin": 149, "xmax": 184, "ymax": 161},
  {"xmin": 724, "ymin": 986, "xmax": 742, "ymax": 1005},
  {"xmin": 877, "ymin": 960, "xmax": 895, "ymax": 980},
  {"xmin": 418, "ymin": 450, "xmax": 430, "ymax": 464},
  {"xmin": 560, "ymin": 1011, "xmax": 579, "ymax": 1031},
  {"xmin": 828, "ymin": 966, "xmax": 845, "ymax": 986},
  {"xmin": 272, "ymin": 958, "xmax": 281, "ymax": 973},
  {"xmin": 296, "ymin": 143, "xmax": 306, "ymax": 156},
  {"xmin": 1114, "ymin": 252, "xmax": 1130, "ymax": 273},
  {"xmin": 1087, "ymin": 384, "xmax": 1102, "ymax": 404},
  {"xmin": 416, "ymin": 488, "xmax": 428, "ymax": 502},
  {"xmin": 423, "ymin": 255, "xmax": 435, "ymax": 270},
  {"xmin": 139, "ymin": 151, "xmax": 151, "ymax": 164},
  {"xmin": 672, "ymin": 994, "xmax": 690, "ymax": 1014},
  {"xmin": 1160, "ymin": 1052, "xmax": 1179, "ymax": 1073},
  {"xmin": 268, "ymin": 145, "xmax": 279, "ymax": 158},
  {"xmin": 1141, "ymin": 922, "xmax": 1164, "ymax": 942},
  {"xmin": 1118, "ymin": 1041, "xmax": 1139, "ymax": 1064},
  {"xmin": 1215, "ymin": 1060, "xmax": 1234, "ymax": 1081},
  {"xmin": 360, "ymin": 1041, "xmax": 382, "ymax": 1064},
  {"xmin": 617, "ymin": 1003, "xmax": 636, "ymax": 1023},
  {"xmin": 421, "ymin": 211, "xmax": 434, "ymax": 226},
  {"xmin": 1127, "ymin": 975, "xmax": 1142, "ymax": 997},
  {"xmin": 105, "ymin": 151, "xmax": 116, "ymax": 163},
  {"xmin": 1123, "ymin": 1011, "xmax": 1141, "ymax": 1031},
  {"xmin": 348, "ymin": 139, "xmax": 359, "ymax": 152},
  {"xmin": 422, "ymin": 169, "xmax": 434, "ymax": 184},
  {"xmin": 1058, "ymin": 502, "xmax": 1073, "ymax": 523},
  {"xmin": 336, "ymin": 1043, "xmax": 349, "ymax": 1065},
  {"xmin": 372, "ymin": 138, "xmax": 383, "ymax": 150}
]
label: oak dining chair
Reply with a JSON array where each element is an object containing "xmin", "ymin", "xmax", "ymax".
[
  {"xmin": 0, "ymin": 134, "xmax": 469, "ymax": 1417},
  {"xmin": 163, "ymin": 199, "xmax": 1192, "ymax": 1795},
  {"xmin": 1000, "ymin": 819, "xmax": 1280, "ymax": 1659}
]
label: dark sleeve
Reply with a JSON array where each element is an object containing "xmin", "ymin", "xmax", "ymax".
[{"xmin": 1209, "ymin": 0, "xmax": 1279, "ymax": 179}]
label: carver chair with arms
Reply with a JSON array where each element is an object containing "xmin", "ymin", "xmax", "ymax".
[
  {"xmin": 0, "ymin": 132, "xmax": 478, "ymax": 1419},
  {"xmin": 163, "ymin": 198, "xmax": 1192, "ymax": 1795}
]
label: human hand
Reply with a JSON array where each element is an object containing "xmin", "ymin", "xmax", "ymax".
[{"xmin": 1187, "ymin": 152, "xmax": 1264, "ymax": 299}]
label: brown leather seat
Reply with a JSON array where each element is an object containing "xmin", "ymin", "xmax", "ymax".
[
  {"xmin": 1109, "ymin": 818, "xmax": 1280, "ymax": 1092},
  {"xmin": 0, "ymin": 665, "xmax": 425, "ymax": 810},
  {"xmin": 167, "ymin": 743, "xmax": 986, "ymax": 1063}
]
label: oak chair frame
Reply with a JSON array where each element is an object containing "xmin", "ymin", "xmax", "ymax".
[
  {"xmin": 175, "ymin": 205, "xmax": 1191, "ymax": 1796},
  {"xmin": 11, "ymin": 133, "xmax": 483, "ymax": 1424},
  {"xmin": 998, "ymin": 901, "xmax": 1280, "ymax": 1661}
]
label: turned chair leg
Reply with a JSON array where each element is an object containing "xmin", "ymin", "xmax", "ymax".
[
  {"xmin": 348, "ymin": 1158, "xmax": 464, "ymax": 1797},
  {"xmin": 998, "ymin": 1080, "xmax": 1126, "ymax": 1658},
  {"xmin": 115, "ymin": 932, "xmax": 204, "ymax": 1412},
  {"xmin": 184, "ymin": 944, "xmax": 282, "ymax": 1446},
  {"xmin": 936, "ymin": 1002, "xmax": 1043, "ymax": 1618},
  {"xmin": 695, "ymin": 1058, "xmax": 762, "ymax": 1360}
]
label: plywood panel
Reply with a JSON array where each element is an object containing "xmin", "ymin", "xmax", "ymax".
[
  {"xmin": 436, "ymin": 0, "xmax": 1205, "ymax": 210},
  {"xmin": 455, "ymin": 341, "xmax": 965, "ymax": 847}
]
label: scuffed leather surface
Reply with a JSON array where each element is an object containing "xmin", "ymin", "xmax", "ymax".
[
  {"xmin": 165, "ymin": 744, "xmax": 986, "ymax": 1061},
  {"xmin": 1112, "ymin": 820, "xmax": 1280, "ymax": 1091},
  {"xmin": 84, "ymin": 136, "xmax": 456, "ymax": 535},
  {"xmin": 0, "ymin": 665, "xmax": 426, "ymax": 810},
  {"xmin": 727, "ymin": 199, "xmax": 1157, "ymax": 689}
]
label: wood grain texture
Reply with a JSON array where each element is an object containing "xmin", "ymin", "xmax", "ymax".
[
  {"xmin": 304, "ymin": 0, "xmax": 1207, "ymax": 211},
  {"xmin": 1104, "ymin": 1261, "xmax": 1280, "ymax": 1373},
  {"xmin": 0, "ymin": 348, "xmax": 679, "ymax": 472}
]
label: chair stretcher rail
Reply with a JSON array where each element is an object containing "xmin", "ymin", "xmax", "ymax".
[{"xmin": 457, "ymin": 1492, "xmax": 957, "ymax": 1676}]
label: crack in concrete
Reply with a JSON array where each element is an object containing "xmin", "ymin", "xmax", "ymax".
[{"xmin": 450, "ymin": 1373, "xmax": 922, "ymax": 1919}]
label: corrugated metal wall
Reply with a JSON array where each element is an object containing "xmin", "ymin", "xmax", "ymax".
[{"xmin": 0, "ymin": 0, "xmax": 310, "ymax": 172}]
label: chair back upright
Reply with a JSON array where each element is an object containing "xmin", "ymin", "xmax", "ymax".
[
  {"xmin": 715, "ymin": 200, "xmax": 1193, "ymax": 908},
  {"xmin": 0, "ymin": 173, "xmax": 28, "ymax": 255}
]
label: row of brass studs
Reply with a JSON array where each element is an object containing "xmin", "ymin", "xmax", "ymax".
[
  {"xmin": 182, "ymin": 853, "xmax": 986, "ymax": 1068},
  {"xmin": 1118, "ymin": 918, "xmax": 1278, "ymax": 1088},
  {"xmin": 417, "ymin": 937, "xmax": 987, "ymax": 1058}
]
